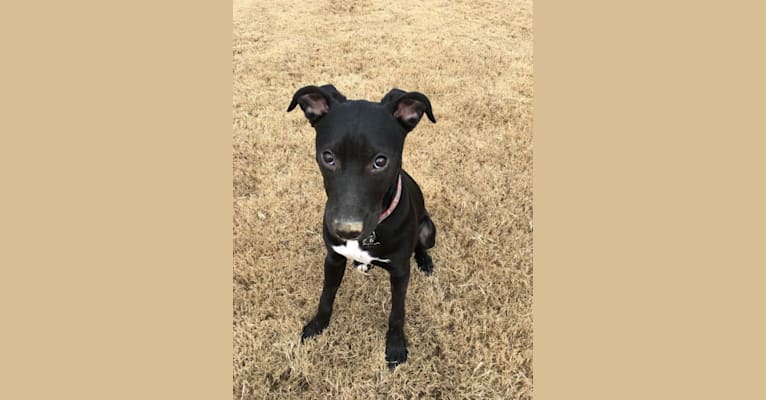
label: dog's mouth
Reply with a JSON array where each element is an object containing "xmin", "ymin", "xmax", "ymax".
[
  {"xmin": 324, "ymin": 211, "xmax": 382, "ymax": 243},
  {"xmin": 328, "ymin": 222, "xmax": 378, "ymax": 243}
]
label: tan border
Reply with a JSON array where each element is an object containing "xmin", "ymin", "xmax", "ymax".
[
  {"xmin": 3, "ymin": 1, "xmax": 766, "ymax": 399},
  {"xmin": 535, "ymin": 1, "xmax": 766, "ymax": 399},
  {"xmin": 1, "ymin": 1, "xmax": 231, "ymax": 399}
]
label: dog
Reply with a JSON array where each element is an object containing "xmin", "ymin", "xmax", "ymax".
[{"xmin": 287, "ymin": 84, "xmax": 437, "ymax": 368}]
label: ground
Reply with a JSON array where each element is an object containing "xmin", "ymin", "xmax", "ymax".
[{"xmin": 233, "ymin": 0, "xmax": 533, "ymax": 398}]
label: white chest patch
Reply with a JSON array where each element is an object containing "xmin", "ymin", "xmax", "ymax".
[{"xmin": 331, "ymin": 240, "xmax": 390, "ymax": 268}]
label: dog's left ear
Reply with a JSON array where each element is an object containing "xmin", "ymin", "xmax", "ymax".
[{"xmin": 381, "ymin": 88, "xmax": 436, "ymax": 132}]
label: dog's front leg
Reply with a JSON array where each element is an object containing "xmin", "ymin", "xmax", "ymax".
[
  {"xmin": 385, "ymin": 268, "xmax": 410, "ymax": 368},
  {"xmin": 301, "ymin": 251, "xmax": 346, "ymax": 341}
]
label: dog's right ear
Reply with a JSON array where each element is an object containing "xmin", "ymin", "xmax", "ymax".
[{"xmin": 287, "ymin": 85, "xmax": 346, "ymax": 126}]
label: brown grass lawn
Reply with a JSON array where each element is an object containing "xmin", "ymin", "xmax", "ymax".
[{"xmin": 233, "ymin": 0, "xmax": 532, "ymax": 398}]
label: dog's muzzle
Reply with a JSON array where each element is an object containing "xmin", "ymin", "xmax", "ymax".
[{"xmin": 331, "ymin": 219, "xmax": 364, "ymax": 240}]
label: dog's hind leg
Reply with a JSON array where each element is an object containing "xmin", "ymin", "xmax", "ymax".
[{"xmin": 414, "ymin": 215, "xmax": 436, "ymax": 275}]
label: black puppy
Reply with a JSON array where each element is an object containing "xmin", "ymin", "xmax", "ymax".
[{"xmin": 288, "ymin": 84, "xmax": 437, "ymax": 368}]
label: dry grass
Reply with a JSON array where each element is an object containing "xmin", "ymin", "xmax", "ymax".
[{"xmin": 233, "ymin": 0, "xmax": 532, "ymax": 398}]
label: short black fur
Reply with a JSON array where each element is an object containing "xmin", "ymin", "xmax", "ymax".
[{"xmin": 288, "ymin": 84, "xmax": 437, "ymax": 369}]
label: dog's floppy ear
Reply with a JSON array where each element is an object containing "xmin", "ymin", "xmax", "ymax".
[
  {"xmin": 381, "ymin": 88, "xmax": 436, "ymax": 132},
  {"xmin": 287, "ymin": 84, "xmax": 346, "ymax": 126}
]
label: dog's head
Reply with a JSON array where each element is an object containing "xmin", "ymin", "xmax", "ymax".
[{"xmin": 288, "ymin": 84, "xmax": 435, "ymax": 241}]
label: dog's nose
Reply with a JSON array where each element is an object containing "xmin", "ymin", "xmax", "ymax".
[{"xmin": 332, "ymin": 219, "xmax": 363, "ymax": 240}]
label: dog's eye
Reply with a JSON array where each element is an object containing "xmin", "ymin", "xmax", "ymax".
[
  {"xmin": 373, "ymin": 156, "xmax": 387, "ymax": 169},
  {"xmin": 322, "ymin": 151, "xmax": 335, "ymax": 165}
]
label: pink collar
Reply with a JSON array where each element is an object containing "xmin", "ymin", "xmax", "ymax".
[{"xmin": 378, "ymin": 174, "xmax": 402, "ymax": 223}]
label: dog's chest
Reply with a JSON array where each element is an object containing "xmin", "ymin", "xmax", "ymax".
[{"xmin": 331, "ymin": 240, "xmax": 390, "ymax": 266}]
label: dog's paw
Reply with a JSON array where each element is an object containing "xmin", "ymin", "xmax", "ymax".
[
  {"xmin": 415, "ymin": 252, "xmax": 434, "ymax": 276},
  {"xmin": 300, "ymin": 318, "xmax": 328, "ymax": 342},
  {"xmin": 385, "ymin": 331, "xmax": 408, "ymax": 369}
]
